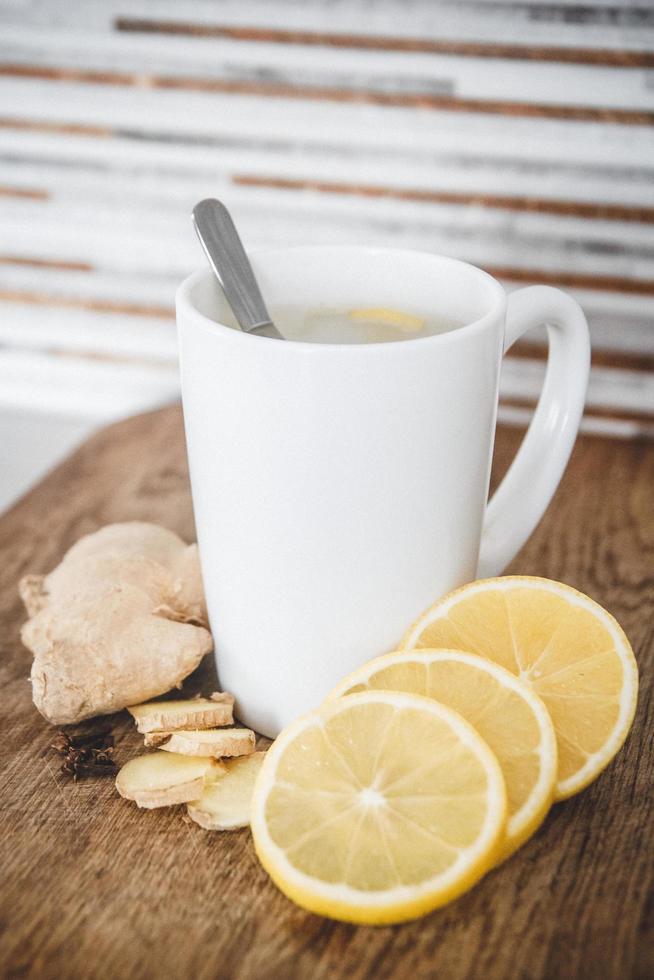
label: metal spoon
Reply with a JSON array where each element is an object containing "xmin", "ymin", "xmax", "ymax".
[{"xmin": 192, "ymin": 198, "xmax": 284, "ymax": 340}]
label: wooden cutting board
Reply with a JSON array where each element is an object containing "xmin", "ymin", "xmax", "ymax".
[{"xmin": 1, "ymin": 405, "xmax": 652, "ymax": 980}]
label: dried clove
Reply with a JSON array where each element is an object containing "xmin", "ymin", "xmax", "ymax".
[
  {"xmin": 51, "ymin": 724, "xmax": 117, "ymax": 779},
  {"xmin": 61, "ymin": 756, "xmax": 118, "ymax": 780},
  {"xmin": 51, "ymin": 724, "xmax": 113, "ymax": 752},
  {"xmin": 51, "ymin": 732, "xmax": 72, "ymax": 754}
]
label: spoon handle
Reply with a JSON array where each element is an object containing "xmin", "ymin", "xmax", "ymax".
[{"xmin": 192, "ymin": 199, "xmax": 283, "ymax": 339}]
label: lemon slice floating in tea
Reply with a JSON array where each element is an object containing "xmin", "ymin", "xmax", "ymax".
[{"xmin": 348, "ymin": 307, "xmax": 425, "ymax": 333}]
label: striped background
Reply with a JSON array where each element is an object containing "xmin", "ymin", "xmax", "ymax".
[{"xmin": 1, "ymin": 0, "xmax": 653, "ymax": 439}]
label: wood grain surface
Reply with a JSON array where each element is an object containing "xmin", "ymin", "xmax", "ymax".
[{"xmin": 0, "ymin": 405, "xmax": 652, "ymax": 980}]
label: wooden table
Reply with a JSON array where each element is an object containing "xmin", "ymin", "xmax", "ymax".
[{"xmin": 1, "ymin": 405, "xmax": 652, "ymax": 980}]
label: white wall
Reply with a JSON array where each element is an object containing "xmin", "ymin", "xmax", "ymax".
[{"xmin": 0, "ymin": 0, "xmax": 652, "ymax": 506}]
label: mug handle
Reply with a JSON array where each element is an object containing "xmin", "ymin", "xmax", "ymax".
[{"xmin": 477, "ymin": 285, "xmax": 590, "ymax": 578}]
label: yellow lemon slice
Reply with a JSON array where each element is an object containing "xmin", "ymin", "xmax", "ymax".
[
  {"xmin": 329, "ymin": 650, "xmax": 557, "ymax": 857},
  {"xmin": 402, "ymin": 577, "xmax": 638, "ymax": 799},
  {"xmin": 348, "ymin": 307, "xmax": 424, "ymax": 332},
  {"xmin": 251, "ymin": 691, "xmax": 506, "ymax": 925}
]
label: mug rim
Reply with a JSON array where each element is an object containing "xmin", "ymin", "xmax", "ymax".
[{"xmin": 176, "ymin": 245, "xmax": 506, "ymax": 351}]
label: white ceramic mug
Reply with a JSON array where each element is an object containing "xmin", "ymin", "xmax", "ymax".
[{"xmin": 176, "ymin": 247, "xmax": 590, "ymax": 736}]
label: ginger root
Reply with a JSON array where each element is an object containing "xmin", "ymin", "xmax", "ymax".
[
  {"xmin": 187, "ymin": 752, "xmax": 266, "ymax": 829},
  {"xmin": 19, "ymin": 522, "xmax": 213, "ymax": 725},
  {"xmin": 116, "ymin": 751, "xmax": 224, "ymax": 808},
  {"xmin": 128, "ymin": 694, "xmax": 234, "ymax": 733},
  {"xmin": 149, "ymin": 728, "xmax": 256, "ymax": 758}
]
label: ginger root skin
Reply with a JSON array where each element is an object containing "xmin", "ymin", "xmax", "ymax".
[
  {"xmin": 128, "ymin": 694, "xmax": 234, "ymax": 734},
  {"xmin": 19, "ymin": 522, "xmax": 213, "ymax": 725},
  {"xmin": 21, "ymin": 522, "xmax": 209, "ymax": 625}
]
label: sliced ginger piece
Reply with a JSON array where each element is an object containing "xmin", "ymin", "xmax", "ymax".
[
  {"xmin": 128, "ymin": 694, "xmax": 234, "ymax": 733},
  {"xmin": 116, "ymin": 751, "xmax": 224, "ymax": 808},
  {"xmin": 147, "ymin": 728, "xmax": 256, "ymax": 758},
  {"xmin": 142, "ymin": 731, "xmax": 172, "ymax": 748},
  {"xmin": 188, "ymin": 752, "xmax": 266, "ymax": 829},
  {"xmin": 19, "ymin": 522, "xmax": 212, "ymax": 724}
]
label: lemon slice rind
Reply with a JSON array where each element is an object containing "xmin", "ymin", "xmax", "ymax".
[
  {"xmin": 401, "ymin": 576, "xmax": 638, "ymax": 800},
  {"xmin": 251, "ymin": 690, "xmax": 507, "ymax": 925}
]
